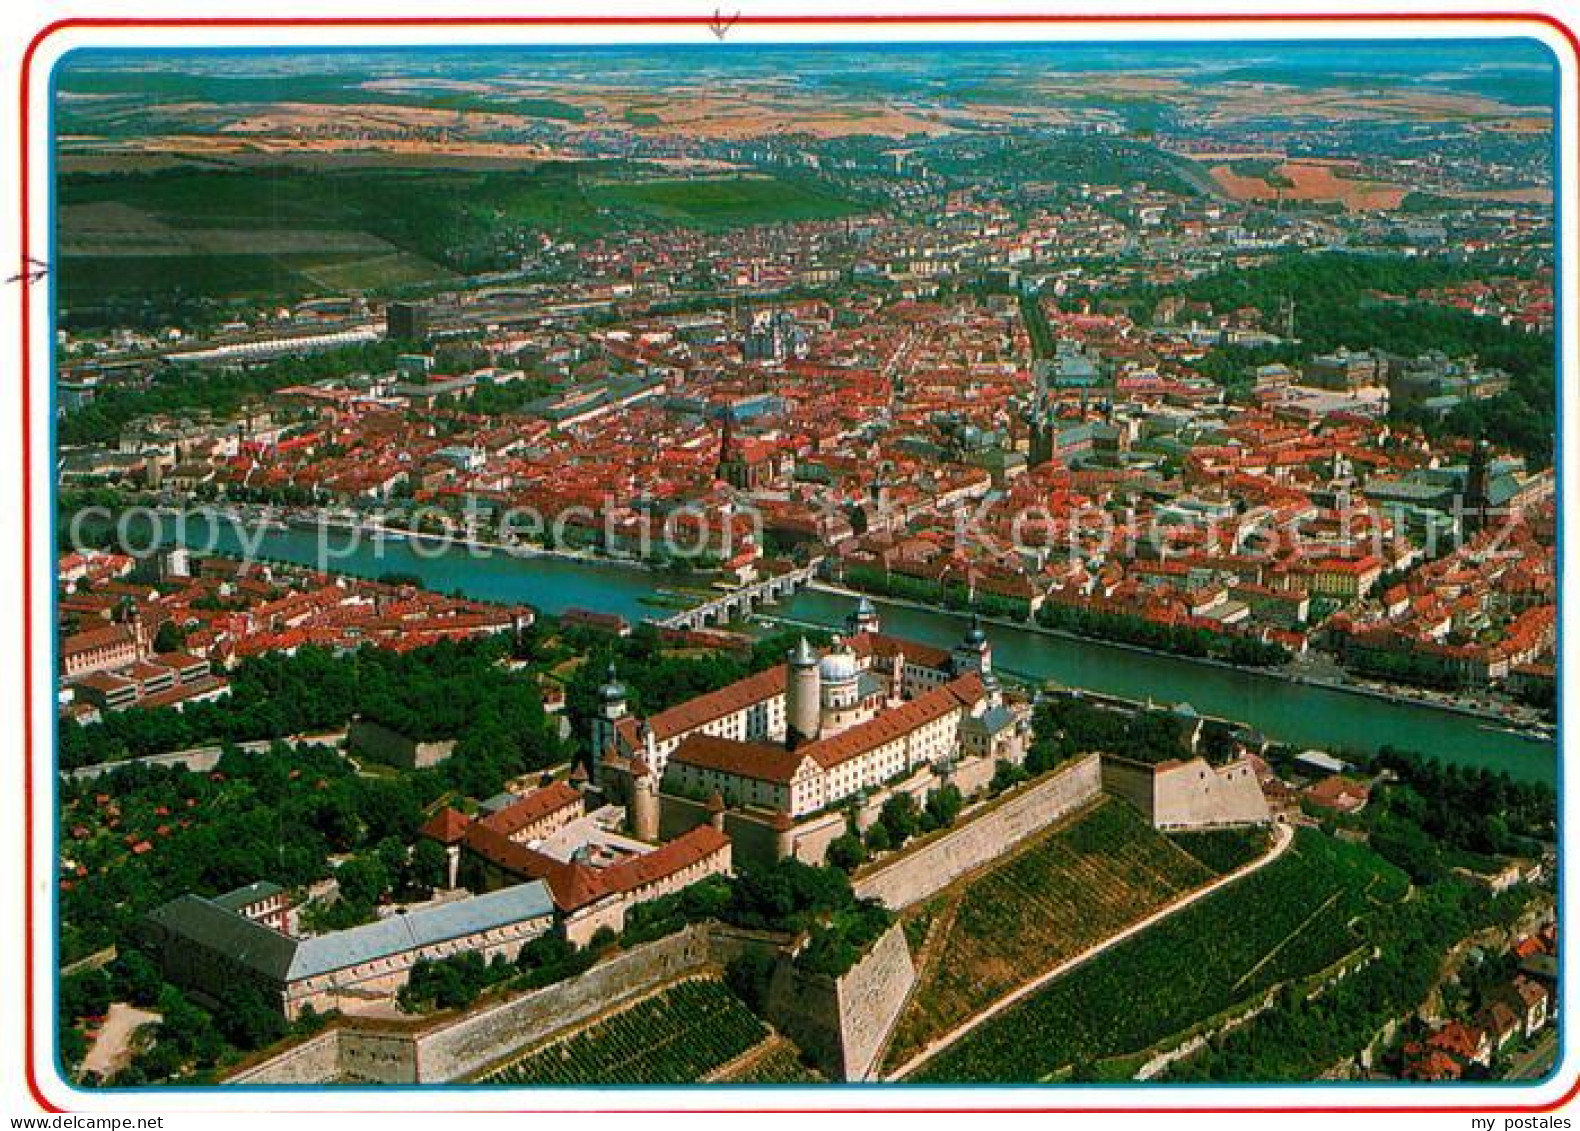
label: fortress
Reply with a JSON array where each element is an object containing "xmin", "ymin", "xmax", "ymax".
[
  {"xmin": 156, "ymin": 597, "xmax": 1270, "ymax": 1047},
  {"xmin": 595, "ymin": 598, "xmax": 1033, "ymax": 866}
]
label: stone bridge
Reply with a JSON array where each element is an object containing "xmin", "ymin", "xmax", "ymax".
[{"xmin": 657, "ymin": 560, "xmax": 822, "ymax": 630}]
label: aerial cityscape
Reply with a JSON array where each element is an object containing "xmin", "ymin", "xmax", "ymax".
[{"xmin": 49, "ymin": 38, "xmax": 1559, "ymax": 1090}]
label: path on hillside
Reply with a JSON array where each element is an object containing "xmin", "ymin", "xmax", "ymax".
[{"xmin": 885, "ymin": 820, "xmax": 1296, "ymax": 1081}]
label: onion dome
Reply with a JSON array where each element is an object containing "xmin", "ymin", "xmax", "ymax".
[
  {"xmin": 599, "ymin": 661, "xmax": 627, "ymax": 704},
  {"xmin": 965, "ymin": 613, "xmax": 988, "ymax": 647},
  {"xmin": 818, "ymin": 649, "xmax": 859, "ymax": 683}
]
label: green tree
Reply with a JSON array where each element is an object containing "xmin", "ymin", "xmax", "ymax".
[
  {"xmin": 335, "ymin": 855, "xmax": 390, "ymax": 910},
  {"xmin": 879, "ymin": 793, "xmax": 921, "ymax": 847},
  {"xmin": 152, "ymin": 620, "xmax": 187, "ymax": 654},
  {"xmin": 412, "ymin": 838, "xmax": 451, "ymax": 892},
  {"xmin": 826, "ymin": 833, "xmax": 867, "ymax": 874}
]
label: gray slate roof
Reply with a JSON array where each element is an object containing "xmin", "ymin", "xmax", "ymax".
[
  {"xmin": 212, "ymin": 880, "xmax": 283, "ymax": 913},
  {"xmin": 148, "ymin": 881, "xmax": 554, "ymax": 983}
]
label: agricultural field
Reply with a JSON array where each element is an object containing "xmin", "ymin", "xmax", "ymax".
[
  {"xmin": 1167, "ymin": 826, "xmax": 1274, "ymax": 875},
  {"xmin": 482, "ymin": 978, "xmax": 768, "ymax": 1086},
  {"xmin": 712, "ymin": 1037, "xmax": 826, "ymax": 1085},
  {"xmin": 908, "ymin": 829, "xmax": 1409, "ymax": 1083},
  {"xmin": 882, "ymin": 798, "xmax": 1238, "ymax": 1072},
  {"xmin": 1203, "ymin": 156, "xmax": 1407, "ymax": 211}
]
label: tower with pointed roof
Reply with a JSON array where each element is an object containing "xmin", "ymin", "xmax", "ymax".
[
  {"xmin": 846, "ymin": 594, "xmax": 882, "ymax": 636},
  {"xmin": 589, "ymin": 661, "xmax": 628, "ymax": 781},
  {"xmin": 951, "ymin": 613, "xmax": 993, "ymax": 678},
  {"xmin": 786, "ymin": 636, "xmax": 821, "ymax": 747}
]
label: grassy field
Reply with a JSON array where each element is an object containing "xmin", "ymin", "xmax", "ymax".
[
  {"xmin": 882, "ymin": 798, "xmax": 1229, "ymax": 1073},
  {"xmin": 587, "ymin": 175, "xmax": 867, "ymax": 229},
  {"xmin": 908, "ymin": 829, "xmax": 1408, "ymax": 1083},
  {"xmin": 482, "ymin": 978, "xmax": 768, "ymax": 1086}
]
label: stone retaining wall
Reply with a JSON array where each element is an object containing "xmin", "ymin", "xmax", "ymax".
[
  {"xmin": 764, "ymin": 921, "xmax": 916, "ymax": 1081},
  {"xmin": 853, "ymin": 754, "xmax": 1102, "ymax": 909},
  {"xmin": 224, "ymin": 925, "xmax": 715, "ymax": 1085}
]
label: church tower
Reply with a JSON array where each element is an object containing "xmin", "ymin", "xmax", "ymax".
[
  {"xmin": 846, "ymin": 595, "xmax": 881, "ymax": 636},
  {"xmin": 716, "ymin": 412, "xmax": 739, "ymax": 485},
  {"xmin": 590, "ymin": 662, "xmax": 628, "ymax": 778},
  {"xmin": 951, "ymin": 614, "xmax": 993, "ymax": 677},
  {"xmin": 1025, "ymin": 359, "xmax": 1056, "ymax": 468}
]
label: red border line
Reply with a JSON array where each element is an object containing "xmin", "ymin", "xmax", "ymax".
[{"xmin": 19, "ymin": 8, "xmax": 1580, "ymax": 1117}]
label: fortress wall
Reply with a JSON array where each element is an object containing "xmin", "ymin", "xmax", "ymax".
[
  {"xmin": 348, "ymin": 718, "xmax": 455, "ymax": 770},
  {"xmin": 831, "ymin": 921, "xmax": 917, "ymax": 1081},
  {"xmin": 658, "ymin": 792, "xmax": 715, "ymax": 842},
  {"xmin": 339, "ymin": 1028, "xmax": 420, "ymax": 1084},
  {"xmin": 223, "ymin": 925, "xmax": 716, "ymax": 1086},
  {"xmin": 943, "ymin": 753, "xmax": 999, "ymax": 800},
  {"xmin": 1151, "ymin": 757, "xmax": 1271, "ymax": 829},
  {"xmin": 852, "ymin": 754, "xmax": 1102, "ymax": 909},
  {"xmin": 1099, "ymin": 757, "xmax": 1157, "ymax": 820},
  {"xmin": 420, "ymin": 923, "xmax": 714, "ymax": 1081},
  {"xmin": 660, "ymin": 794, "xmax": 784, "ymax": 867},
  {"xmin": 784, "ymin": 810, "xmax": 847, "ymax": 866},
  {"xmin": 226, "ymin": 1030, "xmax": 342, "ymax": 1085},
  {"xmin": 764, "ymin": 921, "xmax": 916, "ymax": 1081}
]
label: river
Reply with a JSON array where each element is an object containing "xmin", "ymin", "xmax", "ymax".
[{"xmin": 143, "ymin": 514, "xmax": 1556, "ymax": 785}]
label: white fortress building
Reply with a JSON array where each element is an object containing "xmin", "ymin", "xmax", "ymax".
[{"xmin": 596, "ymin": 599, "xmax": 1031, "ymax": 865}]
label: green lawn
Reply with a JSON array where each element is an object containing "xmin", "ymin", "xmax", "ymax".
[{"xmin": 588, "ymin": 175, "xmax": 867, "ymax": 229}]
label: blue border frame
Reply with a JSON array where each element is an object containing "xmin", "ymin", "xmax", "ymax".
[{"xmin": 41, "ymin": 31, "xmax": 1569, "ymax": 1097}]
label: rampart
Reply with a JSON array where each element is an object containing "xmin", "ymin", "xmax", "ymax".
[{"xmin": 852, "ymin": 753, "xmax": 1102, "ymax": 909}]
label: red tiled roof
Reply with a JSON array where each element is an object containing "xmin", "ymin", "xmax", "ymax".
[
  {"xmin": 477, "ymin": 781, "xmax": 583, "ymax": 839},
  {"xmin": 801, "ymin": 673, "xmax": 984, "ymax": 771},
  {"xmin": 61, "ymin": 624, "xmax": 137, "ymax": 657},
  {"xmin": 597, "ymin": 825, "xmax": 729, "ymax": 897},
  {"xmin": 419, "ymin": 807, "xmax": 471, "ymax": 845},
  {"xmin": 848, "ymin": 631, "xmax": 951, "ymax": 672},
  {"xmin": 642, "ymin": 664, "xmax": 787, "ymax": 742},
  {"xmin": 463, "ymin": 823, "xmax": 729, "ymax": 912},
  {"xmin": 670, "ymin": 734, "xmax": 808, "ymax": 786}
]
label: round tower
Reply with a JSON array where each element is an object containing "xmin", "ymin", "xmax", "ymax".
[
  {"xmin": 786, "ymin": 636, "xmax": 821, "ymax": 747},
  {"xmin": 628, "ymin": 756, "xmax": 660, "ymax": 842},
  {"xmin": 770, "ymin": 810, "xmax": 796, "ymax": 861}
]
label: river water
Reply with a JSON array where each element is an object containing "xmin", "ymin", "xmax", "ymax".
[{"xmin": 144, "ymin": 515, "xmax": 1556, "ymax": 785}]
